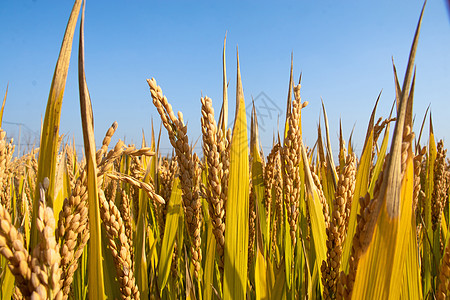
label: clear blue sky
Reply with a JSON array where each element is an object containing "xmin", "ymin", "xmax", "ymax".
[{"xmin": 0, "ymin": 1, "xmax": 449, "ymax": 157}]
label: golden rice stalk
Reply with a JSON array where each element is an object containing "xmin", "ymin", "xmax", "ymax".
[
  {"xmin": 98, "ymin": 189, "xmax": 140, "ymax": 300},
  {"xmin": 337, "ymin": 164, "xmax": 384, "ymax": 299},
  {"xmin": 310, "ymin": 167, "xmax": 330, "ymax": 229},
  {"xmin": 104, "ymin": 179, "xmax": 118, "ymax": 210},
  {"xmin": 119, "ymin": 189, "xmax": 134, "ymax": 270},
  {"xmin": 157, "ymin": 156, "xmax": 177, "ymax": 238},
  {"xmin": 264, "ymin": 143, "xmax": 282, "ymax": 257},
  {"xmin": 219, "ymin": 127, "xmax": 231, "ymax": 228},
  {"xmin": 147, "ymin": 77, "xmax": 202, "ymax": 277},
  {"xmin": 264, "ymin": 144, "xmax": 278, "ymax": 218},
  {"xmin": 96, "ymin": 121, "xmax": 118, "ymax": 164},
  {"xmin": 281, "ymin": 81, "xmax": 303, "ymax": 246},
  {"xmin": 0, "ymin": 129, "xmax": 15, "ymax": 211},
  {"xmin": 322, "ymin": 153, "xmax": 356, "ymax": 299},
  {"xmin": 0, "ymin": 202, "xmax": 33, "ymax": 297},
  {"xmin": 201, "ymin": 96, "xmax": 226, "ymax": 269},
  {"xmin": 431, "ymin": 140, "xmax": 448, "ymax": 231},
  {"xmin": 437, "ymin": 238, "xmax": 450, "ymax": 299},
  {"xmin": 105, "ymin": 172, "xmax": 164, "ymax": 205},
  {"xmin": 32, "ymin": 181, "xmax": 63, "ymax": 300},
  {"xmin": 56, "ymin": 172, "xmax": 89, "ymax": 298},
  {"xmin": 64, "ymin": 144, "xmax": 77, "ymax": 190},
  {"xmin": 95, "ymin": 140, "xmax": 154, "ymax": 179},
  {"xmin": 57, "ymin": 119, "xmax": 123, "ymax": 298},
  {"xmin": 413, "ymin": 146, "xmax": 426, "ymax": 211},
  {"xmin": 248, "ymin": 172, "xmax": 256, "ymax": 271},
  {"xmin": 272, "ymin": 153, "xmax": 283, "ymax": 255}
]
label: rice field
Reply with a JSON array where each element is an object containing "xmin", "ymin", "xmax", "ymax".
[{"xmin": 1, "ymin": 1, "xmax": 449, "ymax": 299}]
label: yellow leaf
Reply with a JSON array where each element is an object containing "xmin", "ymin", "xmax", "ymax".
[
  {"xmin": 0, "ymin": 84, "xmax": 7, "ymax": 127},
  {"xmin": 223, "ymin": 50, "xmax": 249, "ymax": 300},
  {"xmin": 78, "ymin": 2, "xmax": 105, "ymax": 298},
  {"xmin": 158, "ymin": 177, "xmax": 182, "ymax": 295},
  {"xmin": 30, "ymin": 0, "xmax": 82, "ymax": 251}
]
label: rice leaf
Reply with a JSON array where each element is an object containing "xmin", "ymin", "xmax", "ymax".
[
  {"xmin": 321, "ymin": 100, "xmax": 337, "ymax": 188},
  {"xmin": 301, "ymin": 142, "xmax": 327, "ymax": 294},
  {"xmin": 203, "ymin": 200, "xmax": 216, "ymax": 300},
  {"xmin": 53, "ymin": 148, "xmax": 70, "ymax": 224},
  {"xmin": 401, "ymin": 216, "xmax": 423, "ymax": 299},
  {"xmin": 255, "ymin": 247, "xmax": 268, "ymax": 300},
  {"xmin": 283, "ymin": 55, "xmax": 294, "ymax": 140},
  {"xmin": 30, "ymin": 0, "xmax": 82, "ymax": 251},
  {"xmin": 78, "ymin": 2, "xmax": 106, "ymax": 298},
  {"xmin": 272, "ymin": 261, "xmax": 286, "ymax": 299},
  {"xmin": 424, "ymin": 115, "xmax": 436, "ymax": 297},
  {"xmin": 1, "ymin": 266, "xmax": 14, "ymax": 300},
  {"xmin": 135, "ymin": 186, "xmax": 149, "ymax": 299},
  {"xmin": 0, "ymin": 84, "xmax": 7, "ymax": 127},
  {"xmin": 368, "ymin": 118, "xmax": 391, "ymax": 197},
  {"xmin": 351, "ymin": 4, "xmax": 424, "ymax": 297},
  {"xmin": 158, "ymin": 177, "xmax": 182, "ymax": 295},
  {"xmin": 250, "ymin": 103, "xmax": 267, "ymax": 253},
  {"xmin": 340, "ymin": 97, "xmax": 377, "ymax": 273},
  {"xmin": 223, "ymin": 50, "xmax": 249, "ymax": 300},
  {"xmin": 218, "ymin": 33, "xmax": 228, "ymax": 134},
  {"xmin": 284, "ymin": 201, "xmax": 292, "ymax": 290}
]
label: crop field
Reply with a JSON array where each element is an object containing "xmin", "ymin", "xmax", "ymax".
[{"xmin": 0, "ymin": 1, "xmax": 449, "ymax": 299}]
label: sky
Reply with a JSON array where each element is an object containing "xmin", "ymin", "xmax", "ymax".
[{"xmin": 0, "ymin": 1, "xmax": 449, "ymax": 158}]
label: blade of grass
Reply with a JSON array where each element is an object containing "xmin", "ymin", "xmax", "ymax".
[
  {"xmin": 352, "ymin": 4, "xmax": 425, "ymax": 297},
  {"xmin": 223, "ymin": 49, "xmax": 249, "ymax": 300},
  {"xmin": 0, "ymin": 84, "xmax": 7, "ymax": 127},
  {"xmin": 250, "ymin": 103, "xmax": 267, "ymax": 253},
  {"xmin": 30, "ymin": 0, "xmax": 82, "ymax": 251},
  {"xmin": 218, "ymin": 33, "xmax": 228, "ymax": 134},
  {"xmin": 301, "ymin": 141, "xmax": 327, "ymax": 295},
  {"xmin": 158, "ymin": 177, "xmax": 182, "ymax": 295},
  {"xmin": 424, "ymin": 114, "xmax": 436, "ymax": 297},
  {"xmin": 203, "ymin": 198, "xmax": 216, "ymax": 300},
  {"xmin": 341, "ymin": 97, "xmax": 377, "ymax": 273},
  {"xmin": 321, "ymin": 99, "xmax": 337, "ymax": 188},
  {"xmin": 78, "ymin": 2, "xmax": 105, "ymax": 298}
]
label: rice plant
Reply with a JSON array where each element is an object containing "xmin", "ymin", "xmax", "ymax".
[{"xmin": 1, "ymin": 1, "xmax": 449, "ymax": 299}]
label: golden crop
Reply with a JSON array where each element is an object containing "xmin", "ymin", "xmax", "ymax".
[{"xmin": 0, "ymin": 1, "xmax": 447, "ymax": 299}]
